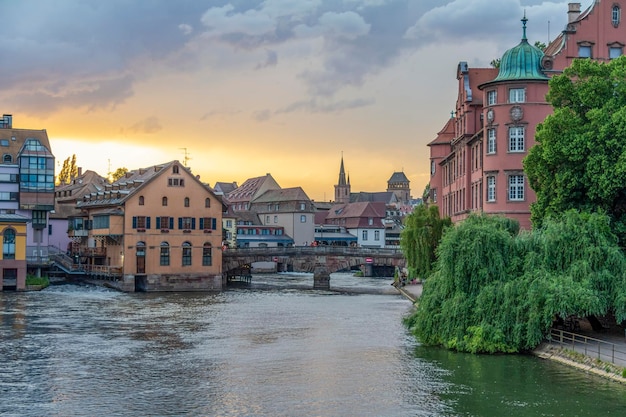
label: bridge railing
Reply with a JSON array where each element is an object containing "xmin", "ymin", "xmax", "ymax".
[{"xmin": 222, "ymin": 246, "xmax": 404, "ymax": 257}]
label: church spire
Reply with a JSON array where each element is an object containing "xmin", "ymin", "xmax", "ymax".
[{"xmin": 338, "ymin": 154, "xmax": 347, "ymax": 186}]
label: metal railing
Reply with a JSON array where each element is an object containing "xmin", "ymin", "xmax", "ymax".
[
  {"xmin": 223, "ymin": 246, "xmax": 404, "ymax": 257},
  {"xmin": 549, "ymin": 328, "xmax": 626, "ymax": 366}
]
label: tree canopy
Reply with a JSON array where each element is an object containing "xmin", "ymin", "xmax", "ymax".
[
  {"xmin": 400, "ymin": 204, "xmax": 451, "ymax": 280},
  {"xmin": 56, "ymin": 154, "xmax": 79, "ymax": 185},
  {"xmin": 110, "ymin": 167, "xmax": 128, "ymax": 182},
  {"xmin": 524, "ymin": 56, "xmax": 626, "ymax": 242},
  {"xmin": 405, "ymin": 211, "xmax": 626, "ymax": 353}
]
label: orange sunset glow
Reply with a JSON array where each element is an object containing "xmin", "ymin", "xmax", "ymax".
[{"xmin": 2, "ymin": 1, "xmax": 586, "ymax": 201}]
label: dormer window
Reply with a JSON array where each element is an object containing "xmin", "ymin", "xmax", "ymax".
[{"xmin": 613, "ymin": 4, "xmax": 621, "ymax": 27}]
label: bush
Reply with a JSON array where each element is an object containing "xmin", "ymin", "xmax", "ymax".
[{"xmin": 26, "ymin": 275, "xmax": 50, "ymax": 288}]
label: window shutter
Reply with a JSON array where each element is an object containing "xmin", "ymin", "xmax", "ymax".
[
  {"xmin": 178, "ymin": 217, "xmax": 183, "ymax": 229},
  {"xmin": 169, "ymin": 217, "xmax": 174, "ymax": 229},
  {"xmin": 146, "ymin": 217, "xmax": 151, "ymax": 229},
  {"xmin": 212, "ymin": 218, "xmax": 217, "ymax": 230},
  {"xmin": 132, "ymin": 217, "xmax": 137, "ymax": 229},
  {"xmin": 199, "ymin": 218, "xmax": 204, "ymax": 230},
  {"xmin": 156, "ymin": 217, "xmax": 161, "ymax": 229},
  {"xmin": 191, "ymin": 218, "xmax": 196, "ymax": 230}
]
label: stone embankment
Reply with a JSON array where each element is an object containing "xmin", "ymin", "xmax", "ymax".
[{"xmin": 395, "ymin": 283, "xmax": 626, "ymax": 384}]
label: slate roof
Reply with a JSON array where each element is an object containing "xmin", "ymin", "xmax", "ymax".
[
  {"xmin": 388, "ymin": 171, "xmax": 409, "ymax": 183},
  {"xmin": 226, "ymin": 174, "xmax": 280, "ymax": 204},
  {"xmin": 324, "ymin": 201, "xmax": 386, "ymax": 229},
  {"xmin": 350, "ymin": 191, "xmax": 398, "ymax": 204}
]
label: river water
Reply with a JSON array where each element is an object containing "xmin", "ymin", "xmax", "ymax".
[{"xmin": 2, "ymin": 272, "xmax": 626, "ymax": 417}]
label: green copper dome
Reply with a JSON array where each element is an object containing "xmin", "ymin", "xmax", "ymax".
[{"xmin": 493, "ymin": 15, "xmax": 548, "ymax": 81}]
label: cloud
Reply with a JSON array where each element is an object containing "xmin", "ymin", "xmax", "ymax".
[
  {"xmin": 255, "ymin": 49, "xmax": 278, "ymax": 69},
  {"xmin": 125, "ymin": 116, "xmax": 163, "ymax": 134},
  {"xmin": 276, "ymin": 97, "xmax": 375, "ymax": 114}
]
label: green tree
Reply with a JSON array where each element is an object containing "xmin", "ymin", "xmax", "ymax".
[
  {"xmin": 524, "ymin": 56, "xmax": 626, "ymax": 242},
  {"xmin": 56, "ymin": 154, "xmax": 79, "ymax": 185},
  {"xmin": 110, "ymin": 167, "xmax": 128, "ymax": 182},
  {"xmin": 400, "ymin": 204, "xmax": 451, "ymax": 280},
  {"xmin": 405, "ymin": 211, "xmax": 626, "ymax": 353}
]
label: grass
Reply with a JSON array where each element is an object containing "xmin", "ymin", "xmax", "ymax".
[{"xmin": 25, "ymin": 275, "xmax": 50, "ymax": 288}]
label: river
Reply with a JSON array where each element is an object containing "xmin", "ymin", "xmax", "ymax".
[{"xmin": 1, "ymin": 272, "xmax": 626, "ymax": 417}]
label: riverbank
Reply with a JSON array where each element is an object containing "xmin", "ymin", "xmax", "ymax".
[{"xmin": 395, "ymin": 282, "xmax": 626, "ymax": 384}]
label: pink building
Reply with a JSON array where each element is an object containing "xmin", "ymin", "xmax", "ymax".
[{"xmin": 429, "ymin": 1, "xmax": 626, "ymax": 229}]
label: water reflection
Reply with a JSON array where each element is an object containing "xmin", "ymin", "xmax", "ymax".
[{"xmin": 2, "ymin": 273, "xmax": 626, "ymax": 417}]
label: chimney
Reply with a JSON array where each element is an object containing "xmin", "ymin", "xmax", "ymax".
[
  {"xmin": 568, "ymin": 3, "xmax": 581, "ymax": 23},
  {"xmin": 78, "ymin": 167, "xmax": 82, "ymax": 176}
]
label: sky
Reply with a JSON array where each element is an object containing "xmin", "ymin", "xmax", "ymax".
[{"xmin": 0, "ymin": 0, "xmax": 594, "ymax": 202}]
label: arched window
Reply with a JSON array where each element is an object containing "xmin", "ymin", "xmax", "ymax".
[
  {"xmin": 162, "ymin": 196, "xmax": 168, "ymax": 206},
  {"xmin": 3, "ymin": 228, "xmax": 16, "ymax": 259},
  {"xmin": 613, "ymin": 4, "xmax": 621, "ymax": 27},
  {"xmin": 202, "ymin": 243, "xmax": 212, "ymax": 266},
  {"xmin": 205, "ymin": 198, "xmax": 210, "ymax": 208},
  {"xmin": 3, "ymin": 154, "xmax": 12, "ymax": 163},
  {"xmin": 139, "ymin": 196, "xmax": 144, "ymax": 205},
  {"xmin": 173, "ymin": 165, "xmax": 179, "ymax": 174},
  {"xmin": 182, "ymin": 242, "xmax": 192, "ymax": 266},
  {"xmin": 160, "ymin": 242, "xmax": 170, "ymax": 266},
  {"xmin": 184, "ymin": 197, "xmax": 190, "ymax": 207}
]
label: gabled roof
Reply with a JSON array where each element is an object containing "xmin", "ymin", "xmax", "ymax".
[
  {"xmin": 0, "ymin": 124, "xmax": 53, "ymax": 162},
  {"xmin": 214, "ymin": 181, "xmax": 238, "ymax": 195},
  {"xmin": 56, "ymin": 170, "xmax": 108, "ymax": 202},
  {"xmin": 251, "ymin": 187, "xmax": 311, "ymax": 203},
  {"xmin": 325, "ymin": 201, "xmax": 386, "ymax": 229},
  {"xmin": 428, "ymin": 117, "xmax": 455, "ymax": 146},
  {"xmin": 77, "ymin": 160, "xmax": 213, "ymax": 208},
  {"xmin": 226, "ymin": 173, "xmax": 281, "ymax": 203},
  {"xmin": 350, "ymin": 191, "xmax": 398, "ymax": 204}
]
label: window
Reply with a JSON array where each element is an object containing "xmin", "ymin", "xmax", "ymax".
[
  {"xmin": 0, "ymin": 140, "xmax": 8, "ymax": 146},
  {"xmin": 300, "ymin": 203, "xmax": 306, "ymax": 210},
  {"xmin": 0, "ymin": 192, "xmax": 18, "ymax": 201},
  {"xmin": 432, "ymin": 188, "xmax": 437, "ymax": 203},
  {"xmin": 300, "ymin": 215, "xmax": 306, "ymax": 223},
  {"xmin": 487, "ymin": 176, "xmax": 496, "ymax": 202},
  {"xmin": 179, "ymin": 217, "xmax": 194, "ymax": 230},
  {"xmin": 3, "ymin": 154, "xmax": 12, "ymax": 163},
  {"xmin": 199, "ymin": 217, "xmax": 216, "ymax": 230},
  {"xmin": 368, "ymin": 218, "xmax": 373, "ymax": 225},
  {"xmin": 430, "ymin": 160, "xmax": 435, "ymax": 175},
  {"xmin": 205, "ymin": 198, "xmax": 210, "ymax": 208},
  {"xmin": 173, "ymin": 165, "xmax": 179, "ymax": 174},
  {"xmin": 362, "ymin": 230, "xmax": 368, "ymax": 241},
  {"xmin": 487, "ymin": 90, "xmax": 497, "ymax": 105},
  {"xmin": 509, "ymin": 175, "xmax": 525, "ymax": 201},
  {"xmin": 274, "ymin": 216, "xmax": 278, "ymax": 223},
  {"xmin": 32, "ymin": 210, "xmax": 47, "ymax": 229},
  {"xmin": 266, "ymin": 215, "xmax": 270, "ymax": 223},
  {"xmin": 508, "ymin": 126, "xmax": 525, "ymax": 152},
  {"xmin": 509, "ymin": 88, "xmax": 525, "ymax": 103},
  {"xmin": 162, "ymin": 196, "xmax": 168, "ymax": 206},
  {"xmin": 184, "ymin": 197, "xmax": 190, "ymax": 207},
  {"xmin": 610, "ymin": 45, "xmax": 623, "ymax": 59},
  {"xmin": 160, "ymin": 242, "xmax": 170, "ymax": 266},
  {"xmin": 156, "ymin": 216, "xmax": 173, "ymax": 230},
  {"xmin": 613, "ymin": 5, "xmax": 621, "ymax": 27},
  {"xmin": 3, "ymin": 228, "xmax": 15, "ymax": 259},
  {"xmin": 578, "ymin": 44, "xmax": 592, "ymax": 58},
  {"xmin": 133, "ymin": 216, "xmax": 150, "ymax": 229},
  {"xmin": 182, "ymin": 242, "xmax": 192, "ymax": 266},
  {"xmin": 226, "ymin": 220, "xmax": 232, "ymax": 228},
  {"xmin": 168, "ymin": 178, "xmax": 184, "ymax": 187},
  {"xmin": 203, "ymin": 243, "xmax": 212, "ymax": 266},
  {"xmin": 139, "ymin": 196, "xmax": 144, "ymax": 205},
  {"xmin": 374, "ymin": 230, "xmax": 380, "ymax": 241},
  {"xmin": 487, "ymin": 129, "xmax": 497, "ymax": 154}
]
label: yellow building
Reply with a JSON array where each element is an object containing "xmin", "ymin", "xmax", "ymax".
[
  {"xmin": 72, "ymin": 161, "xmax": 223, "ymax": 292},
  {"xmin": 0, "ymin": 215, "xmax": 28, "ymax": 291}
]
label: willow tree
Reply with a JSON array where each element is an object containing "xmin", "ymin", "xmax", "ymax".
[
  {"xmin": 405, "ymin": 211, "xmax": 626, "ymax": 354},
  {"xmin": 400, "ymin": 204, "xmax": 451, "ymax": 280},
  {"xmin": 525, "ymin": 56, "xmax": 626, "ymax": 243}
]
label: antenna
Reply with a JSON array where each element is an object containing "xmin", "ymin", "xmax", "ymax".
[{"xmin": 179, "ymin": 148, "xmax": 191, "ymax": 167}]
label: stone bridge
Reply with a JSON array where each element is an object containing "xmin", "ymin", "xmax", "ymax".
[{"xmin": 222, "ymin": 246, "xmax": 406, "ymax": 289}]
